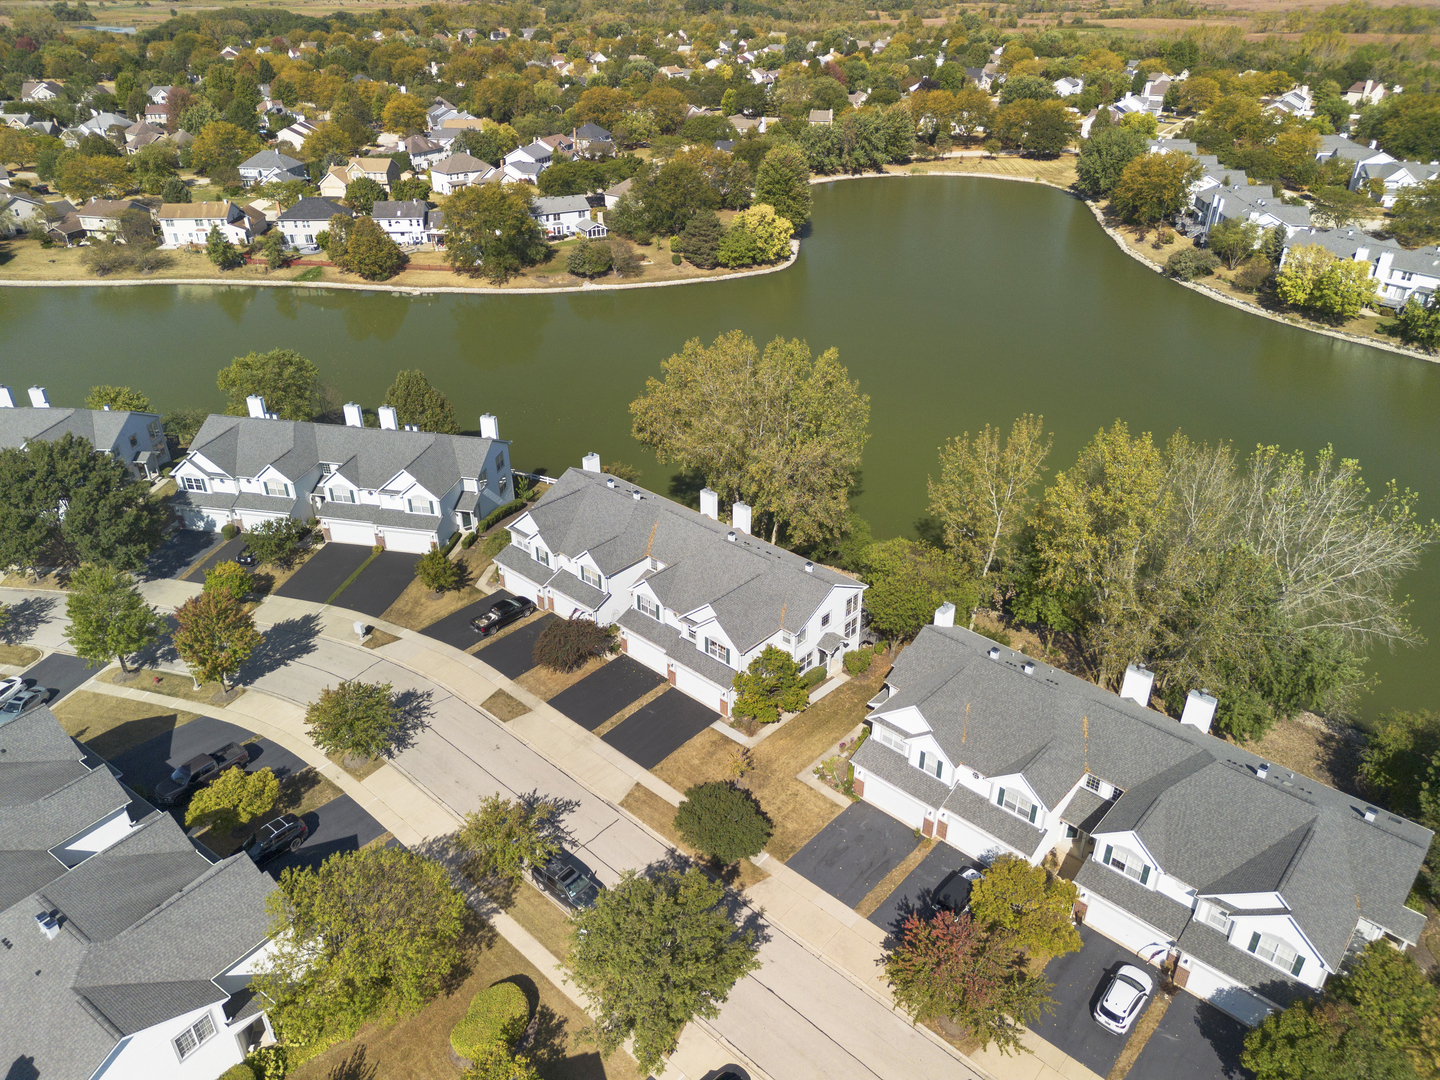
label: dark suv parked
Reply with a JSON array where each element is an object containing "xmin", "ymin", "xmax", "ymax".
[
  {"xmin": 154, "ymin": 742, "xmax": 250, "ymax": 805},
  {"xmin": 531, "ymin": 853, "xmax": 602, "ymax": 912},
  {"xmin": 243, "ymin": 813, "xmax": 309, "ymax": 865}
]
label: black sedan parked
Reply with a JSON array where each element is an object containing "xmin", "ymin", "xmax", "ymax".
[
  {"xmin": 154, "ymin": 741, "xmax": 250, "ymax": 805},
  {"xmin": 243, "ymin": 813, "xmax": 309, "ymax": 865},
  {"xmin": 471, "ymin": 597, "xmax": 536, "ymax": 637},
  {"xmin": 235, "ymin": 545, "xmax": 258, "ymax": 567},
  {"xmin": 532, "ymin": 852, "xmax": 602, "ymax": 913}
]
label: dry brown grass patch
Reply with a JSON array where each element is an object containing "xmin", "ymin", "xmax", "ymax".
[
  {"xmin": 482, "ymin": 689, "xmax": 532, "ymax": 721},
  {"xmin": 1107, "ymin": 990, "xmax": 1172, "ymax": 1080},
  {"xmin": 102, "ymin": 666, "xmax": 244, "ymax": 705},
  {"xmin": 1242, "ymin": 714, "xmax": 1365, "ymax": 796},
  {"xmin": 363, "ymin": 629, "xmax": 402, "ymax": 650},
  {"xmin": 381, "ymin": 574, "xmax": 483, "ymax": 632},
  {"xmin": 503, "ymin": 882, "xmax": 580, "ymax": 961},
  {"xmin": 51, "ymin": 691, "xmax": 200, "ymax": 760},
  {"xmin": 855, "ymin": 838, "xmax": 930, "ymax": 918},
  {"xmin": 0, "ymin": 644, "xmax": 42, "ymax": 668},
  {"xmin": 325, "ymin": 749, "xmax": 386, "ymax": 782}
]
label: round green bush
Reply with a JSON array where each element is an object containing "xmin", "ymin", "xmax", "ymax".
[
  {"xmin": 221, "ymin": 523, "xmax": 240, "ymax": 540},
  {"xmin": 218, "ymin": 1066, "xmax": 255, "ymax": 1080},
  {"xmin": 671, "ymin": 253, "xmax": 682, "ymax": 265},
  {"xmin": 461, "ymin": 531, "xmax": 478, "ymax": 549},
  {"xmin": 843, "ymin": 647, "xmax": 875, "ymax": 675},
  {"xmin": 450, "ymin": 981, "xmax": 530, "ymax": 1059}
]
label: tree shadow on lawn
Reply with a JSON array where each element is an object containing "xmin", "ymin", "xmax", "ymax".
[
  {"xmin": 323, "ymin": 1046, "xmax": 377, "ymax": 1080},
  {"xmin": 0, "ymin": 594, "xmax": 56, "ymax": 645}
]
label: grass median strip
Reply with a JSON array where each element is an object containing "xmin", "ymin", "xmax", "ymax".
[
  {"xmin": 101, "ymin": 666, "xmax": 245, "ymax": 705},
  {"xmin": 326, "ymin": 547, "xmax": 380, "ymax": 606}
]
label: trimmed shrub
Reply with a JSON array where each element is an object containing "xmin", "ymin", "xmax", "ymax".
[
  {"xmin": 671, "ymin": 253, "xmax": 682, "ymax": 265},
  {"xmin": 450, "ymin": 981, "xmax": 530, "ymax": 1059},
  {"xmin": 532, "ymin": 618, "xmax": 617, "ymax": 672},
  {"xmin": 221, "ymin": 523, "xmax": 240, "ymax": 540},
  {"xmin": 843, "ymin": 646, "xmax": 875, "ymax": 675},
  {"xmin": 244, "ymin": 1045, "xmax": 288, "ymax": 1080},
  {"xmin": 203, "ymin": 560, "xmax": 253, "ymax": 602},
  {"xmin": 673, "ymin": 781, "xmax": 773, "ymax": 864},
  {"xmin": 415, "ymin": 547, "xmax": 461, "ymax": 592},
  {"xmin": 800, "ymin": 665, "xmax": 827, "ymax": 689},
  {"xmin": 1164, "ymin": 247, "xmax": 1221, "ymax": 281},
  {"xmin": 461, "ymin": 531, "xmax": 478, "ymax": 549},
  {"xmin": 244, "ymin": 517, "xmax": 309, "ymax": 568},
  {"xmin": 479, "ymin": 498, "xmax": 527, "ymax": 533},
  {"xmin": 732, "ymin": 645, "xmax": 809, "ymax": 723},
  {"xmin": 218, "ymin": 1066, "xmax": 256, "ymax": 1080},
  {"xmin": 873, "ymin": 640, "xmax": 889, "ymax": 654}
]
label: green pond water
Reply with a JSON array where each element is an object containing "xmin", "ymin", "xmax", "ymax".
[{"xmin": 3, "ymin": 176, "xmax": 1438, "ymax": 718}]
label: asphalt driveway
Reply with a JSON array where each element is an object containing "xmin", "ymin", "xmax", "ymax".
[
  {"xmin": 1127, "ymin": 993, "xmax": 1255, "ymax": 1080},
  {"xmin": 1033, "ymin": 924, "xmax": 1156, "ymax": 1078},
  {"xmin": 144, "ymin": 529, "xmax": 224, "ymax": 580},
  {"xmin": 868, "ymin": 844, "xmax": 986, "ymax": 938},
  {"xmin": 786, "ymin": 801, "xmax": 919, "ymax": 909},
  {"xmin": 418, "ymin": 591, "xmax": 517, "ymax": 651},
  {"xmin": 474, "ymin": 613, "xmax": 554, "ymax": 679},
  {"xmin": 264, "ymin": 792, "xmax": 389, "ymax": 875},
  {"xmin": 601, "ymin": 687, "xmax": 719, "ymax": 769},
  {"xmin": 109, "ymin": 714, "xmax": 306, "ymax": 792},
  {"xmin": 333, "ymin": 550, "xmax": 418, "ymax": 618},
  {"xmin": 274, "ymin": 544, "xmax": 372, "ymax": 604},
  {"xmin": 548, "ymin": 656, "xmax": 665, "ymax": 731},
  {"xmin": 22, "ymin": 651, "xmax": 103, "ymax": 704},
  {"xmin": 183, "ymin": 536, "xmax": 246, "ymax": 581}
]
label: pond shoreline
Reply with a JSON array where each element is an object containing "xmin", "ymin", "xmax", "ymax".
[
  {"xmin": 0, "ymin": 239, "xmax": 800, "ymax": 297},
  {"xmin": 813, "ymin": 168, "xmax": 1436, "ymax": 366}
]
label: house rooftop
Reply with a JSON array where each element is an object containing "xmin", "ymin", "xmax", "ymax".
[
  {"xmin": 277, "ymin": 196, "xmax": 353, "ymax": 221},
  {"xmin": 0, "ymin": 403, "xmax": 157, "ymax": 454}
]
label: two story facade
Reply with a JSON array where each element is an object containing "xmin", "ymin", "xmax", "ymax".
[
  {"xmin": 430, "ymin": 152, "xmax": 497, "ymax": 194},
  {"xmin": 0, "ymin": 385, "xmax": 170, "ymax": 477},
  {"xmin": 495, "ymin": 459, "xmax": 866, "ymax": 715},
  {"xmin": 530, "ymin": 194, "xmax": 606, "ymax": 238},
  {"xmin": 157, "ymin": 201, "xmax": 266, "ymax": 248},
  {"xmin": 1283, "ymin": 227, "xmax": 1440, "ymax": 309},
  {"xmin": 0, "ymin": 708, "xmax": 279, "ymax": 1080},
  {"xmin": 171, "ymin": 399, "xmax": 513, "ymax": 553},
  {"xmin": 371, "ymin": 200, "xmax": 430, "ymax": 245},
  {"xmin": 276, "ymin": 197, "xmax": 351, "ymax": 249},
  {"xmin": 76, "ymin": 198, "xmax": 148, "ymax": 236},
  {"xmin": 852, "ymin": 615, "xmax": 1430, "ymax": 1028}
]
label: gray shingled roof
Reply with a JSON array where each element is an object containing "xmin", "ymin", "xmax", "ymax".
[
  {"xmin": 616, "ymin": 607, "xmax": 738, "ymax": 688},
  {"xmin": 433, "ymin": 152, "xmax": 494, "ymax": 174},
  {"xmin": 523, "ymin": 468, "xmax": 854, "ymax": 653},
  {"xmin": 0, "ymin": 405, "xmax": 157, "ymax": 455},
  {"xmin": 0, "ymin": 767, "xmax": 130, "ymax": 909},
  {"xmin": 1075, "ymin": 858, "xmax": 1192, "ymax": 939},
  {"xmin": 319, "ymin": 501, "xmax": 438, "ymax": 529},
  {"xmin": 871, "ymin": 625, "xmax": 1432, "ymax": 963},
  {"xmin": 373, "ymin": 200, "xmax": 429, "ymax": 218},
  {"xmin": 549, "ymin": 567, "xmax": 607, "ymax": 610},
  {"xmin": 532, "ymin": 194, "xmax": 592, "ymax": 215},
  {"xmin": 277, "ymin": 196, "xmax": 352, "ymax": 221},
  {"xmin": 1177, "ymin": 920, "xmax": 1315, "ymax": 1008},
  {"xmin": 239, "ymin": 148, "xmax": 305, "ymax": 171},
  {"xmin": 941, "ymin": 780, "xmax": 1047, "ymax": 854}
]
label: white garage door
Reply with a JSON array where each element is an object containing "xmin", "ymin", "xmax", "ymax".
[
  {"xmin": 325, "ymin": 520, "xmax": 377, "ymax": 547},
  {"xmin": 858, "ymin": 772, "xmax": 929, "ymax": 831},
  {"xmin": 238, "ymin": 510, "xmax": 288, "ymax": 531},
  {"xmin": 181, "ymin": 507, "xmax": 225, "ymax": 532},
  {"xmin": 380, "ymin": 528, "xmax": 436, "ymax": 554},
  {"xmin": 674, "ymin": 667, "xmax": 725, "ymax": 713},
  {"xmin": 624, "ymin": 634, "xmax": 669, "ymax": 679}
]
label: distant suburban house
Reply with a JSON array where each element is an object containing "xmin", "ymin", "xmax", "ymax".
[
  {"xmin": 852, "ymin": 615, "xmax": 1431, "ymax": 1028},
  {"xmin": 430, "ymin": 152, "xmax": 497, "ymax": 195},
  {"xmin": 273, "ymin": 118, "xmax": 318, "ymax": 152},
  {"xmin": 21, "ymin": 79, "xmax": 63, "ymax": 101},
  {"xmin": 0, "ymin": 709, "xmax": 281, "ymax": 1080},
  {"xmin": 1269, "ymin": 84, "xmax": 1315, "ymax": 119},
  {"xmin": 144, "ymin": 100, "xmax": 170, "ymax": 125},
  {"xmin": 75, "ymin": 198, "xmax": 147, "ymax": 236},
  {"xmin": 496, "ymin": 460, "xmax": 867, "ymax": 716},
  {"xmin": 504, "ymin": 140, "xmax": 554, "ymax": 170},
  {"xmin": 808, "ymin": 109, "xmax": 833, "ymax": 125},
  {"xmin": 530, "ymin": 194, "xmax": 605, "ymax": 238},
  {"xmin": 0, "ymin": 385, "xmax": 170, "ymax": 477},
  {"xmin": 171, "ymin": 402, "xmax": 513, "ymax": 551},
  {"xmin": 401, "ymin": 133, "xmax": 447, "ymax": 170},
  {"xmin": 157, "ymin": 201, "xmax": 267, "ymax": 248},
  {"xmin": 1314, "ymin": 134, "xmax": 1378, "ymax": 166},
  {"xmin": 123, "ymin": 120, "xmax": 166, "ymax": 153},
  {"xmin": 72, "ymin": 111, "xmax": 131, "ymax": 141},
  {"xmin": 601, "ymin": 176, "xmax": 632, "ymax": 209},
  {"xmin": 1189, "ymin": 163, "xmax": 1312, "ymax": 237},
  {"xmin": 1054, "ymin": 76, "xmax": 1084, "ymax": 97},
  {"xmin": 1351, "ymin": 157, "xmax": 1440, "ymax": 208},
  {"xmin": 371, "ymin": 200, "xmax": 431, "ymax": 245},
  {"xmin": 1283, "ymin": 227, "xmax": 1440, "ymax": 309},
  {"xmin": 0, "ymin": 185, "xmax": 50, "ymax": 235},
  {"xmin": 238, "ymin": 149, "xmax": 308, "ymax": 187},
  {"xmin": 276, "ymin": 197, "xmax": 352, "ymax": 249},
  {"xmin": 1343, "ymin": 80, "xmax": 1393, "ymax": 108},
  {"xmin": 572, "ymin": 122, "xmax": 614, "ymax": 157}
]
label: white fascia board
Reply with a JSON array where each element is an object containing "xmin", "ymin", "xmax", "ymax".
[
  {"xmin": 1202, "ymin": 890, "xmax": 1287, "ymax": 909},
  {"xmin": 254, "ymin": 463, "xmax": 293, "ymax": 483},
  {"xmin": 871, "ymin": 703, "xmax": 930, "ymax": 737},
  {"xmin": 508, "ymin": 511, "xmax": 537, "ymax": 537},
  {"xmin": 1090, "ymin": 827, "xmax": 1163, "ymax": 871},
  {"xmin": 182, "ymin": 450, "xmax": 230, "ymax": 478},
  {"xmin": 988, "ymin": 771, "xmax": 1046, "ymax": 808}
]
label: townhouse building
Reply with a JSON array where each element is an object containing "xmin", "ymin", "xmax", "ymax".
[{"xmin": 0, "ymin": 385, "xmax": 170, "ymax": 477}]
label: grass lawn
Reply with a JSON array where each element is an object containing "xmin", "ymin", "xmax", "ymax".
[
  {"xmin": 513, "ymin": 653, "xmax": 606, "ymax": 702},
  {"xmin": 482, "ymin": 689, "xmax": 532, "ymax": 721},
  {"xmin": 891, "ymin": 152, "xmax": 1079, "ymax": 188},
  {"xmin": 289, "ymin": 915, "xmax": 646, "ymax": 1080},
  {"xmin": 619, "ymin": 784, "xmax": 770, "ymax": 890},
  {"xmin": 504, "ymin": 882, "xmax": 581, "ymax": 962},
  {"xmin": 100, "ymin": 666, "xmax": 245, "ymax": 705},
  {"xmin": 381, "ymin": 574, "xmax": 483, "ymax": 633},
  {"xmin": 653, "ymin": 658, "xmax": 891, "ymax": 862},
  {"xmin": 0, "ymin": 570, "xmax": 67, "ymax": 589},
  {"xmin": 363, "ymin": 629, "xmax": 402, "ymax": 650},
  {"xmin": 195, "ymin": 767, "xmax": 345, "ymax": 857},
  {"xmin": 0, "ymin": 644, "xmax": 42, "ymax": 667},
  {"xmin": 51, "ymin": 691, "xmax": 200, "ymax": 761}
]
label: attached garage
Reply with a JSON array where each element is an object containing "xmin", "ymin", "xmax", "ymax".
[
  {"xmin": 377, "ymin": 527, "xmax": 436, "ymax": 554},
  {"xmin": 323, "ymin": 519, "xmax": 379, "ymax": 547},
  {"xmin": 1080, "ymin": 893, "xmax": 1172, "ymax": 957},
  {"xmin": 237, "ymin": 510, "xmax": 289, "ymax": 531},
  {"xmin": 1177, "ymin": 956, "xmax": 1273, "ymax": 1027},
  {"xmin": 623, "ymin": 633, "xmax": 669, "ymax": 678},
  {"xmin": 674, "ymin": 666, "xmax": 727, "ymax": 714},
  {"xmin": 857, "ymin": 772, "xmax": 930, "ymax": 831},
  {"xmin": 179, "ymin": 505, "xmax": 227, "ymax": 532}
]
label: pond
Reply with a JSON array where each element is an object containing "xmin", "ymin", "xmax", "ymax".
[{"xmin": 4, "ymin": 175, "xmax": 1438, "ymax": 717}]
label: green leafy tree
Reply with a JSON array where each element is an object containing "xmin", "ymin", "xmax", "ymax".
[
  {"xmin": 1165, "ymin": 246, "xmax": 1221, "ymax": 280},
  {"xmin": 732, "ymin": 645, "xmax": 809, "ymax": 724},
  {"xmin": 242, "ymin": 517, "xmax": 308, "ymax": 568},
  {"xmin": 172, "ymin": 590, "xmax": 263, "ymax": 691},
  {"xmin": 1208, "ymin": 219, "xmax": 1261, "ymax": 271},
  {"xmin": 677, "ymin": 209, "xmax": 723, "ymax": 269},
  {"xmin": 1395, "ymin": 296, "xmax": 1440, "ymax": 352},
  {"xmin": 1359, "ymin": 710, "xmax": 1440, "ymax": 825},
  {"xmin": 717, "ymin": 203, "xmax": 793, "ymax": 267},
  {"xmin": 255, "ymin": 231, "xmax": 286, "ymax": 270},
  {"xmin": 415, "ymin": 547, "xmax": 461, "ymax": 591},
  {"xmin": 443, "ymin": 183, "xmax": 549, "ymax": 284},
  {"xmin": 456, "ymin": 794, "xmax": 561, "ymax": 887},
  {"xmin": 631, "ymin": 331, "xmax": 869, "ymax": 546},
  {"xmin": 566, "ymin": 237, "xmax": 614, "ymax": 278},
  {"xmin": 0, "ymin": 434, "xmax": 166, "ymax": 570},
  {"xmin": 884, "ymin": 910, "xmax": 1052, "ymax": 1054},
  {"xmin": 391, "ymin": 177, "xmax": 432, "ymax": 202},
  {"xmin": 998, "ymin": 74, "xmax": 1059, "ymax": 105},
  {"xmin": 383, "ymin": 369, "xmax": 459, "ymax": 434},
  {"xmin": 990, "ymin": 99, "xmax": 1078, "ymax": 157},
  {"xmin": 255, "ymin": 847, "xmax": 466, "ymax": 1044},
  {"xmin": 1389, "ymin": 177, "xmax": 1440, "ymax": 248},
  {"xmin": 673, "ymin": 782, "xmax": 773, "ymax": 864},
  {"xmin": 55, "ymin": 154, "xmax": 132, "ymax": 201},
  {"xmin": 217, "ymin": 349, "xmax": 321, "ymax": 421},
  {"xmin": 343, "ymin": 176, "xmax": 386, "ymax": 214},
  {"xmin": 462, "ymin": 1045, "xmax": 542, "ymax": 1080},
  {"xmin": 382, "ymin": 94, "xmax": 428, "ymax": 136},
  {"xmin": 1111, "ymin": 152, "xmax": 1202, "ymax": 227},
  {"xmin": 1075, "ymin": 124, "xmax": 1148, "ymax": 197},
  {"xmin": 861, "ymin": 537, "xmax": 978, "ymax": 641},
  {"xmin": 160, "ymin": 175, "xmax": 191, "ymax": 203},
  {"xmin": 928, "ymin": 414, "xmax": 1051, "ymax": 582},
  {"xmin": 336, "ymin": 215, "xmax": 405, "ymax": 280},
  {"xmin": 63, "ymin": 563, "xmax": 165, "ymax": 673},
  {"xmin": 966, "ymin": 854, "xmax": 1082, "ymax": 958},
  {"xmin": 189, "ymin": 120, "xmax": 261, "ymax": 174},
  {"xmin": 203, "ymin": 560, "xmax": 253, "ymax": 602},
  {"xmin": 205, "ymin": 225, "xmax": 243, "ymax": 269},
  {"xmin": 84, "ymin": 385, "xmax": 151, "ymax": 412},
  {"xmin": 568, "ymin": 868, "xmax": 762, "ymax": 1074},
  {"xmin": 305, "ymin": 680, "xmax": 400, "ymax": 760},
  {"xmin": 1277, "ymin": 245, "xmax": 1376, "ymax": 322},
  {"xmin": 1311, "ymin": 185, "xmax": 1375, "ymax": 229},
  {"xmin": 184, "ymin": 765, "xmax": 278, "ymax": 834},
  {"xmin": 754, "ymin": 143, "xmax": 812, "ymax": 228}
]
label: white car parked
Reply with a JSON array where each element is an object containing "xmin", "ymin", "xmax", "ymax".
[{"xmin": 1093, "ymin": 964, "xmax": 1154, "ymax": 1035}]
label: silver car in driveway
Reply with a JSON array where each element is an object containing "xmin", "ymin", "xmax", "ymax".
[{"xmin": 1094, "ymin": 964, "xmax": 1154, "ymax": 1035}]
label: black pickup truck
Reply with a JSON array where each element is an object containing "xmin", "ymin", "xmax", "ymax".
[{"xmin": 154, "ymin": 742, "xmax": 250, "ymax": 805}]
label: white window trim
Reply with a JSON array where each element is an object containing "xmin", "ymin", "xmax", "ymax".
[
  {"xmin": 182, "ymin": 475, "xmax": 207, "ymax": 493},
  {"xmin": 580, "ymin": 565, "xmax": 602, "ymax": 589},
  {"xmin": 1247, "ymin": 930, "xmax": 1302, "ymax": 975},
  {"xmin": 172, "ymin": 1011, "xmax": 216, "ymax": 1061},
  {"xmin": 1103, "ymin": 844, "xmax": 1150, "ymax": 885},
  {"xmin": 636, "ymin": 594, "xmax": 660, "ymax": 620},
  {"xmin": 873, "ymin": 726, "xmax": 907, "ymax": 755},
  {"xmin": 705, "ymin": 637, "xmax": 731, "ymax": 665},
  {"xmin": 999, "ymin": 787, "xmax": 1036, "ymax": 822}
]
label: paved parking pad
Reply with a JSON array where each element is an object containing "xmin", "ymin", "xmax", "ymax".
[
  {"xmin": 786, "ymin": 802, "xmax": 920, "ymax": 909},
  {"xmin": 868, "ymin": 844, "xmax": 985, "ymax": 938},
  {"xmin": 418, "ymin": 591, "xmax": 516, "ymax": 652},
  {"xmin": 474, "ymin": 614, "xmax": 554, "ymax": 679},
  {"xmin": 548, "ymin": 656, "xmax": 665, "ymax": 731},
  {"xmin": 1127, "ymin": 994, "xmax": 1255, "ymax": 1080},
  {"xmin": 144, "ymin": 530, "xmax": 224, "ymax": 581},
  {"xmin": 1033, "ymin": 924, "xmax": 1151, "ymax": 1078},
  {"xmin": 110, "ymin": 714, "xmax": 306, "ymax": 792},
  {"xmin": 265, "ymin": 793, "xmax": 388, "ymax": 875},
  {"xmin": 334, "ymin": 550, "xmax": 418, "ymax": 618},
  {"xmin": 183, "ymin": 536, "xmax": 246, "ymax": 581},
  {"xmin": 22, "ymin": 651, "xmax": 103, "ymax": 704},
  {"xmin": 274, "ymin": 544, "xmax": 373, "ymax": 604},
  {"xmin": 601, "ymin": 688, "xmax": 719, "ymax": 769}
]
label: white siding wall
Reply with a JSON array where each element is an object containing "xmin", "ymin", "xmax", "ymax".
[
  {"xmin": 1176, "ymin": 954, "xmax": 1275, "ymax": 1026},
  {"xmin": 857, "ymin": 770, "xmax": 931, "ymax": 830},
  {"xmin": 1079, "ymin": 891, "xmax": 1171, "ymax": 956},
  {"xmin": 99, "ymin": 1004, "xmax": 245, "ymax": 1080}
]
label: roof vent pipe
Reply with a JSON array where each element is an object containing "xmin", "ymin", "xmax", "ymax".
[
  {"xmin": 342, "ymin": 403, "xmax": 363, "ymax": 427},
  {"xmin": 1022, "ymin": 661, "xmax": 1036, "ymax": 675},
  {"xmin": 28, "ymin": 386, "xmax": 50, "ymax": 408},
  {"xmin": 1256, "ymin": 762, "xmax": 1270, "ymax": 780},
  {"xmin": 1364, "ymin": 806, "xmax": 1378, "ymax": 823},
  {"xmin": 582, "ymin": 452, "xmax": 601, "ymax": 473},
  {"xmin": 632, "ymin": 490, "xmax": 642, "ymax": 500},
  {"xmin": 803, "ymin": 560, "xmax": 813, "ymax": 573},
  {"xmin": 606, "ymin": 478, "xmax": 615, "ymax": 488},
  {"xmin": 987, "ymin": 646, "xmax": 1000, "ymax": 660},
  {"xmin": 726, "ymin": 531, "xmax": 736, "ymax": 542},
  {"xmin": 378, "ymin": 406, "xmax": 399, "ymax": 430}
]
